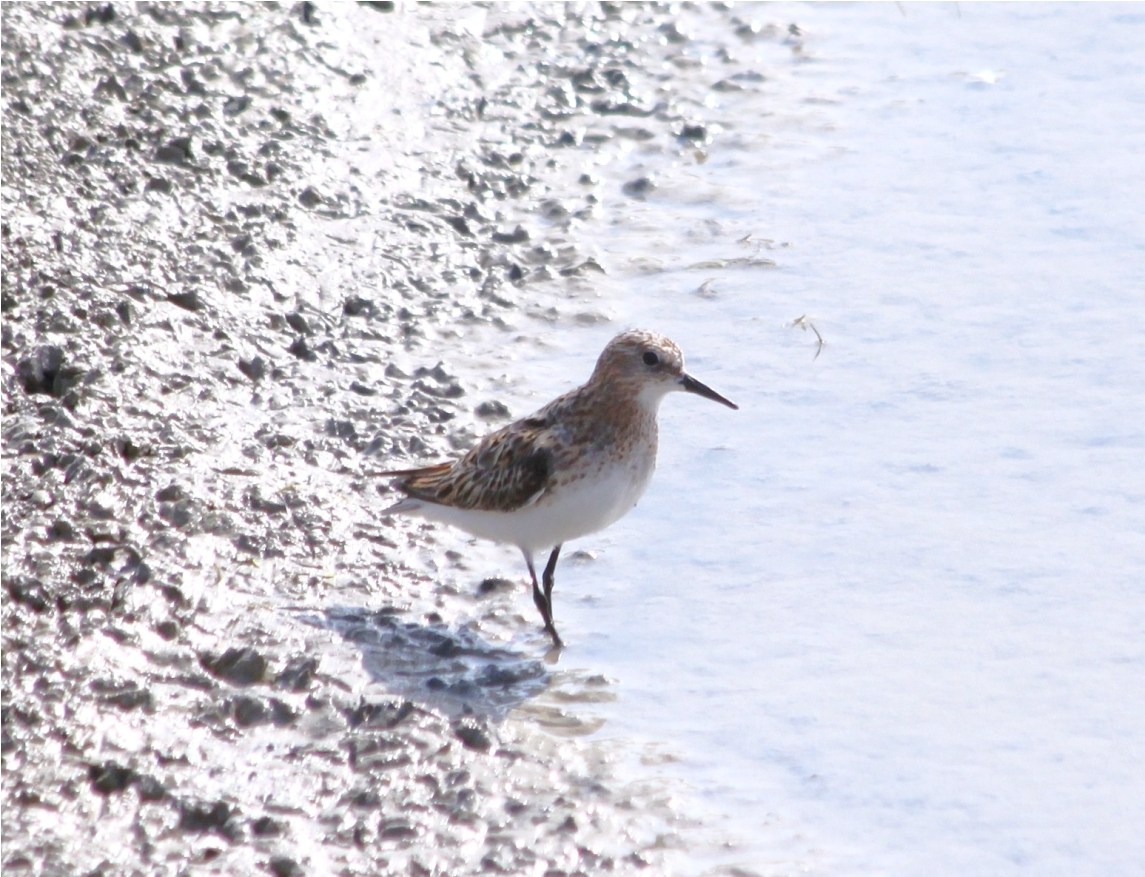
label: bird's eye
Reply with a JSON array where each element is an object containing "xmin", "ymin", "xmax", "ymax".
[{"xmin": 642, "ymin": 350, "xmax": 660, "ymax": 367}]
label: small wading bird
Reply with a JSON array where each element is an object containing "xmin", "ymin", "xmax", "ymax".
[{"xmin": 381, "ymin": 330, "xmax": 738, "ymax": 647}]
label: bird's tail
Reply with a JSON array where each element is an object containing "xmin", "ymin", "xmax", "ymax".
[
  {"xmin": 371, "ymin": 463, "xmax": 451, "ymax": 516},
  {"xmin": 372, "ymin": 463, "xmax": 452, "ymax": 479},
  {"xmin": 379, "ymin": 496, "xmax": 425, "ymax": 516}
]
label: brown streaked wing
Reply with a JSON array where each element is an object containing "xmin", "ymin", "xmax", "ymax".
[
  {"xmin": 392, "ymin": 418, "xmax": 555, "ymax": 512},
  {"xmin": 377, "ymin": 463, "xmax": 452, "ymax": 479}
]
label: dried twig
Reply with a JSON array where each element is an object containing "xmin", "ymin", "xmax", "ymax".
[{"xmin": 789, "ymin": 314, "xmax": 825, "ymax": 360}]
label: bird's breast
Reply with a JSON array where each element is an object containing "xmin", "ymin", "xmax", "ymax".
[{"xmin": 536, "ymin": 430, "xmax": 658, "ymax": 537}]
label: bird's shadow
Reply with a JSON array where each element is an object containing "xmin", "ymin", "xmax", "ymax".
[{"xmin": 308, "ymin": 605, "xmax": 553, "ymax": 720}]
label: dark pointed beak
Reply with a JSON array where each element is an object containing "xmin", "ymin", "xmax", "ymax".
[{"xmin": 680, "ymin": 373, "xmax": 738, "ymax": 409}]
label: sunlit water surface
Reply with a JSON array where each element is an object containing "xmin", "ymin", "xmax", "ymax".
[{"xmin": 471, "ymin": 4, "xmax": 1145, "ymax": 875}]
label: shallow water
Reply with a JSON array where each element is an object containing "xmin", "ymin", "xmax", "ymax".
[{"xmin": 472, "ymin": 4, "xmax": 1145, "ymax": 874}]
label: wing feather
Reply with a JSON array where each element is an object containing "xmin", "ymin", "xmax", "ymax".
[{"xmin": 385, "ymin": 416, "xmax": 556, "ymax": 512}]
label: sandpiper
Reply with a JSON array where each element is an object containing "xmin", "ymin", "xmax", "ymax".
[{"xmin": 381, "ymin": 330, "xmax": 737, "ymax": 647}]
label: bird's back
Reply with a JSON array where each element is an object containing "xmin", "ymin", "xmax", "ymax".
[{"xmin": 381, "ymin": 379, "xmax": 660, "ymax": 551}]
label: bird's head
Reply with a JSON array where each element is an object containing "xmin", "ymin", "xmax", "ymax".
[{"xmin": 591, "ymin": 330, "xmax": 738, "ymax": 410}]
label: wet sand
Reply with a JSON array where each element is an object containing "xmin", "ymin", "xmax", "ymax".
[{"xmin": 2, "ymin": 3, "xmax": 782, "ymax": 874}]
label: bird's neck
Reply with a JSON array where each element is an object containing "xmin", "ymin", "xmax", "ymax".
[{"xmin": 574, "ymin": 378, "xmax": 660, "ymax": 447}]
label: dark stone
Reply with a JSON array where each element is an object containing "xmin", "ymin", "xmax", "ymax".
[
  {"xmin": 452, "ymin": 719, "xmax": 492, "ymax": 752},
  {"xmin": 135, "ymin": 774, "xmax": 167, "ymax": 802},
  {"xmin": 288, "ymin": 337, "xmax": 317, "ymax": 362},
  {"xmin": 71, "ymin": 567, "xmax": 99, "ymax": 587},
  {"xmin": 99, "ymin": 685, "xmax": 153, "ymax": 712},
  {"xmin": 201, "ymin": 647, "xmax": 268, "ymax": 686},
  {"xmin": 156, "ymin": 483, "xmax": 185, "ymax": 502},
  {"xmin": 178, "ymin": 799, "xmax": 237, "ymax": 838},
  {"xmin": 268, "ymin": 856, "xmax": 304, "ymax": 877},
  {"xmin": 348, "ymin": 381, "xmax": 375, "ymax": 396},
  {"xmin": 491, "ymin": 226, "xmax": 529, "ymax": 244},
  {"xmin": 250, "ymin": 816, "xmax": 283, "ymax": 837},
  {"xmin": 157, "ymin": 584, "xmax": 187, "ymax": 606},
  {"xmin": 274, "ymin": 657, "xmax": 317, "ymax": 692},
  {"xmin": 477, "ymin": 576, "xmax": 514, "ymax": 595},
  {"xmin": 346, "ymin": 699, "xmax": 413, "ymax": 729},
  {"xmin": 6, "ymin": 578, "xmax": 50, "ymax": 613},
  {"xmin": 258, "ymin": 432, "xmax": 295, "ymax": 450},
  {"xmin": 158, "ymin": 500, "xmax": 192, "ymax": 526},
  {"xmin": 284, "ymin": 312, "xmax": 311, "ymax": 335},
  {"xmin": 84, "ymin": 546, "xmax": 119, "ymax": 567},
  {"xmin": 179, "ymin": 67, "xmax": 204, "ymax": 95},
  {"xmin": 559, "ymin": 258, "xmax": 605, "ymax": 277},
  {"xmin": 89, "ymin": 761, "xmax": 135, "ymax": 795},
  {"xmin": 342, "ymin": 296, "xmax": 375, "ymax": 317},
  {"xmin": 166, "ymin": 290, "xmax": 204, "ymax": 312},
  {"xmin": 117, "ymin": 435, "xmax": 147, "ymax": 462},
  {"xmin": 297, "ymin": 186, "xmax": 323, "ymax": 208},
  {"xmin": 234, "ymin": 533, "xmax": 264, "ymax": 556},
  {"xmin": 590, "ymin": 98, "xmax": 656, "ymax": 117},
  {"xmin": 238, "ymin": 356, "xmax": 266, "ymax": 381},
  {"xmin": 475, "ymin": 400, "xmax": 510, "ymax": 420},
  {"xmin": 268, "ymin": 698, "xmax": 297, "ymax": 727},
  {"xmin": 622, "ymin": 176, "xmax": 656, "ymax": 198},
  {"xmin": 229, "ymin": 695, "xmax": 269, "ymax": 727},
  {"xmin": 84, "ymin": 500, "xmax": 116, "ymax": 521},
  {"xmin": 350, "ymin": 787, "xmax": 381, "ymax": 808},
  {"xmin": 379, "ymin": 819, "xmax": 417, "ymax": 840},
  {"xmin": 16, "ymin": 347, "xmax": 84, "ymax": 398},
  {"xmin": 121, "ymin": 30, "xmax": 144, "ymax": 53},
  {"xmin": 84, "ymin": 4, "xmax": 115, "ymax": 26},
  {"xmin": 223, "ymin": 95, "xmax": 250, "ymax": 116},
  {"xmin": 47, "ymin": 519, "xmax": 76, "ymax": 541},
  {"xmin": 246, "ymin": 489, "xmax": 288, "ymax": 515},
  {"xmin": 445, "ymin": 215, "xmax": 472, "ymax": 236},
  {"xmin": 412, "ymin": 378, "xmax": 464, "ymax": 399},
  {"xmin": 678, "ymin": 123, "xmax": 707, "ymax": 142},
  {"xmin": 325, "ymin": 419, "xmax": 356, "ymax": 440},
  {"xmin": 617, "ymin": 125, "xmax": 655, "ymax": 142},
  {"xmin": 154, "ymin": 137, "xmax": 193, "ymax": 165},
  {"xmin": 430, "ymin": 636, "xmax": 461, "ymax": 657}
]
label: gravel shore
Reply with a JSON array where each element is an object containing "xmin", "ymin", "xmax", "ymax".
[{"xmin": 3, "ymin": 4, "xmax": 780, "ymax": 874}]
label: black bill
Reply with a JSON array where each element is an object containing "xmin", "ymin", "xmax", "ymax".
[{"xmin": 680, "ymin": 373, "xmax": 738, "ymax": 410}]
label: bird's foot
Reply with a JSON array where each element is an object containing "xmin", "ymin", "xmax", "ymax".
[{"xmin": 544, "ymin": 622, "xmax": 564, "ymax": 650}]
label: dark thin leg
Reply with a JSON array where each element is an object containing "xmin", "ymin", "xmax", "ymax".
[
  {"xmin": 542, "ymin": 544, "xmax": 562, "ymax": 621},
  {"xmin": 525, "ymin": 553, "xmax": 562, "ymax": 647},
  {"xmin": 525, "ymin": 555, "xmax": 548, "ymax": 624}
]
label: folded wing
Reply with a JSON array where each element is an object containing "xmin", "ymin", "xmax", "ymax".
[{"xmin": 384, "ymin": 417, "xmax": 555, "ymax": 513}]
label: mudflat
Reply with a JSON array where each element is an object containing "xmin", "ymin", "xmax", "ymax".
[{"xmin": 1, "ymin": 3, "xmax": 777, "ymax": 874}]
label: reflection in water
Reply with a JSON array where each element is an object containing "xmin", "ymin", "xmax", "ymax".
[
  {"xmin": 309, "ymin": 606, "xmax": 613, "ymax": 733},
  {"xmin": 515, "ymin": 669, "xmax": 616, "ymax": 738},
  {"xmin": 317, "ymin": 605, "xmax": 545, "ymax": 719}
]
